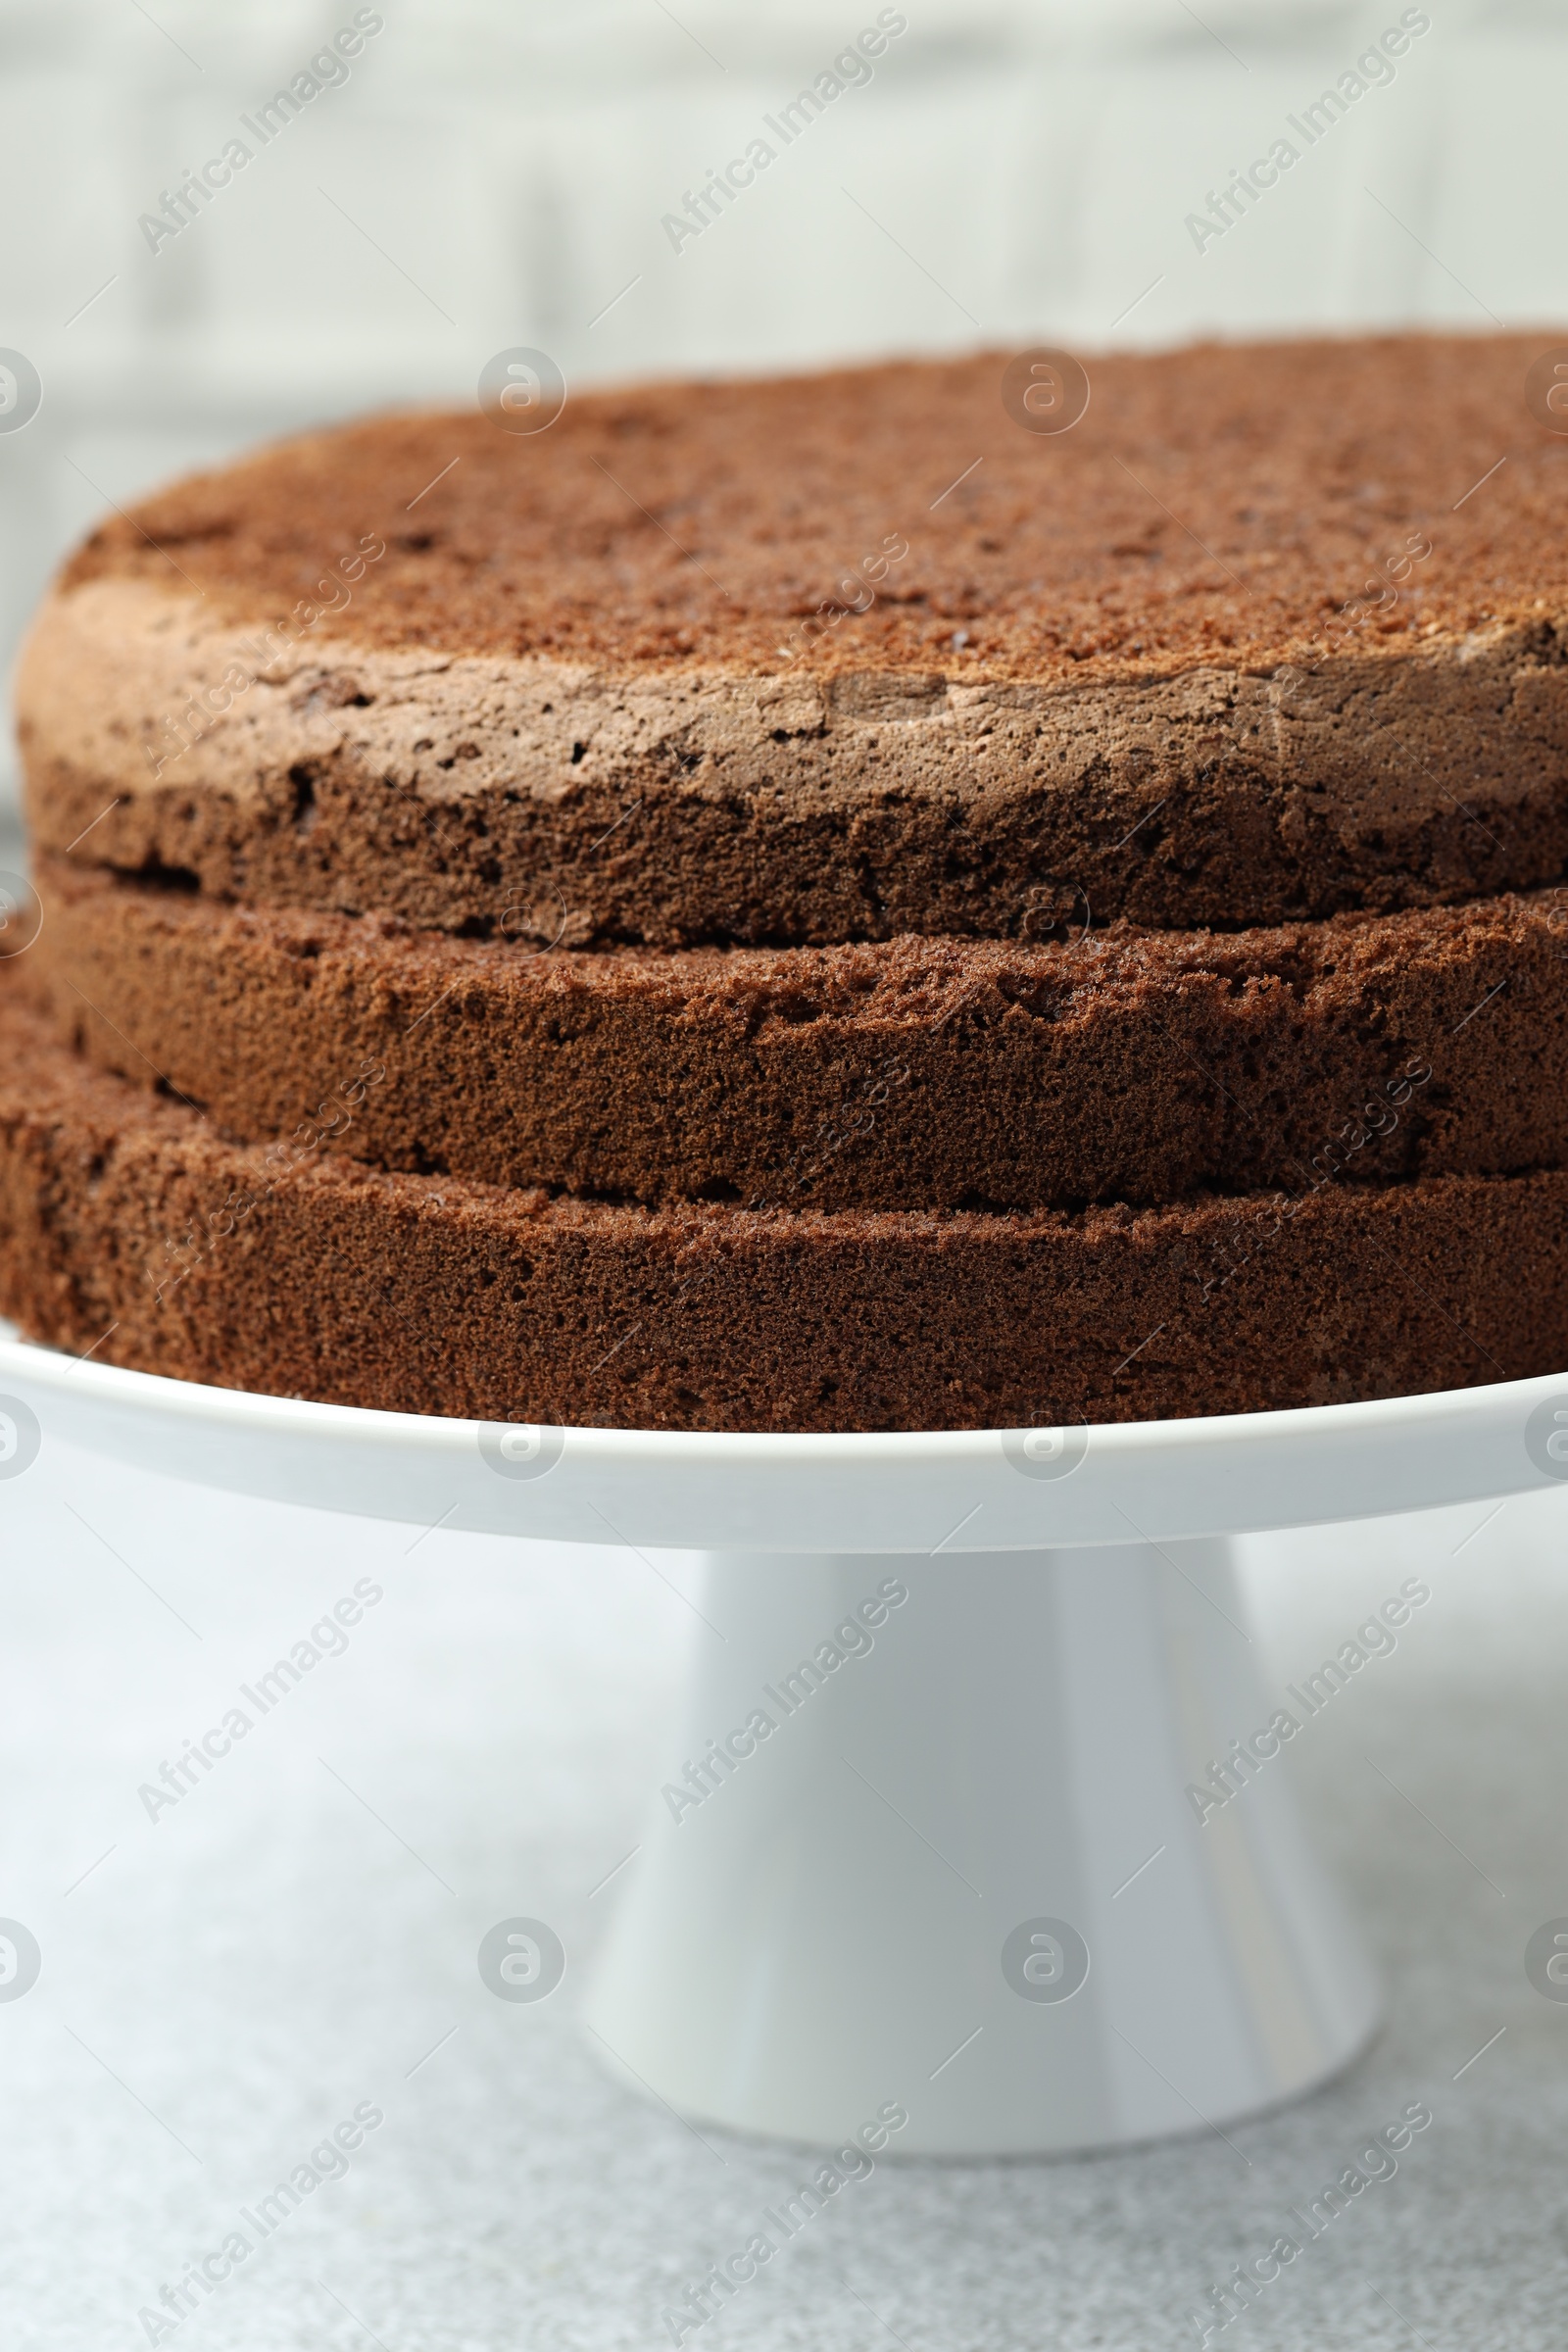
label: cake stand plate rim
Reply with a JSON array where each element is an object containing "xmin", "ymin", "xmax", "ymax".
[{"xmin": 3, "ymin": 1322, "xmax": 1562, "ymax": 1549}]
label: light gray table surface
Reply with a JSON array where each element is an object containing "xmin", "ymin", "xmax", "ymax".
[{"xmin": 2, "ymin": 1434, "xmax": 1563, "ymax": 2351}]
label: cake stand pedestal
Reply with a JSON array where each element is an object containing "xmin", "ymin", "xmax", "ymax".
[
  {"xmin": 585, "ymin": 1538, "xmax": 1376, "ymax": 2156},
  {"xmin": 5, "ymin": 1330, "xmax": 1562, "ymax": 2156}
]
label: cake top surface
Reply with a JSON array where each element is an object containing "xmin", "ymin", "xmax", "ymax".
[{"xmin": 58, "ymin": 332, "xmax": 1568, "ymax": 688}]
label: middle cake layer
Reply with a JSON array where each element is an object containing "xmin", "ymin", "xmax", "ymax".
[{"xmin": 27, "ymin": 857, "xmax": 1567, "ymax": 1211}]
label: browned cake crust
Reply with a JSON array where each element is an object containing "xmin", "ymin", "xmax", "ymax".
[
  {"xmin": 25, "ymin": 858, "xmax": 1568, "ymax": 1210},
  {"xmin": 0, "ymin": 992, "xmax": 1561, "ymax": 1430},
  {"xmin": 20, "ymin": 335, "xmax": 1568, "ymax": 946}
]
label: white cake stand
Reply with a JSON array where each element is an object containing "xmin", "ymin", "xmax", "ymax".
[{"xmin": 4, "ymin": 1329, "xmax": 1564, "ymax": 2159}]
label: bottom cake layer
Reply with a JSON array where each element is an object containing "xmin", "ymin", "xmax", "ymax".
[{"xmin": 0, "ymin": 994, "xmax": 1563, "ymax": 1431}]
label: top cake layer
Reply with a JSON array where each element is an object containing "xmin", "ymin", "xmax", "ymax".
[{"xmin": 21, "ymin": 334, "xmax": 1568, "ymax": 944}]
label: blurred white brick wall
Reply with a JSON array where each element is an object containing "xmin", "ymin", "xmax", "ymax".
[{"xmin": 1, "ymin": 0, "xmax": 1564, "ymax": 826}]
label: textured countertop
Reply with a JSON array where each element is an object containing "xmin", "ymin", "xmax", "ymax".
[{"xmin": 1, "ymin": 1435, "xmax": 1563, "ymax": 2350}]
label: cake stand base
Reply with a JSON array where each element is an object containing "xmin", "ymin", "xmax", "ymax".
[{"xmin": 583, "ymin": 1540, "xmax": 1379, "ymax": 2156}]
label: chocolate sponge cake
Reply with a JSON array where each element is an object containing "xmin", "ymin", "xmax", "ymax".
[
  {"xmin": 18, "ymin": 334, "xmax": 1568, "ymax": 947},
  {"xmin": 5, "ymin": 331, "xmax": 1568, "ymax": 1429},
  {"xmin": 24, "ymin": 856, "xmax": 1568, "ymax": 1212},
  {"xmin": 0, "ymin": 998, "xmax": 1561, "ymax": 1430}
]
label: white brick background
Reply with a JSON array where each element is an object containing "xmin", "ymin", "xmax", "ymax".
[{"xmin": 0, "ymin": 0, "xmax": 1564, "ymax": 823}]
